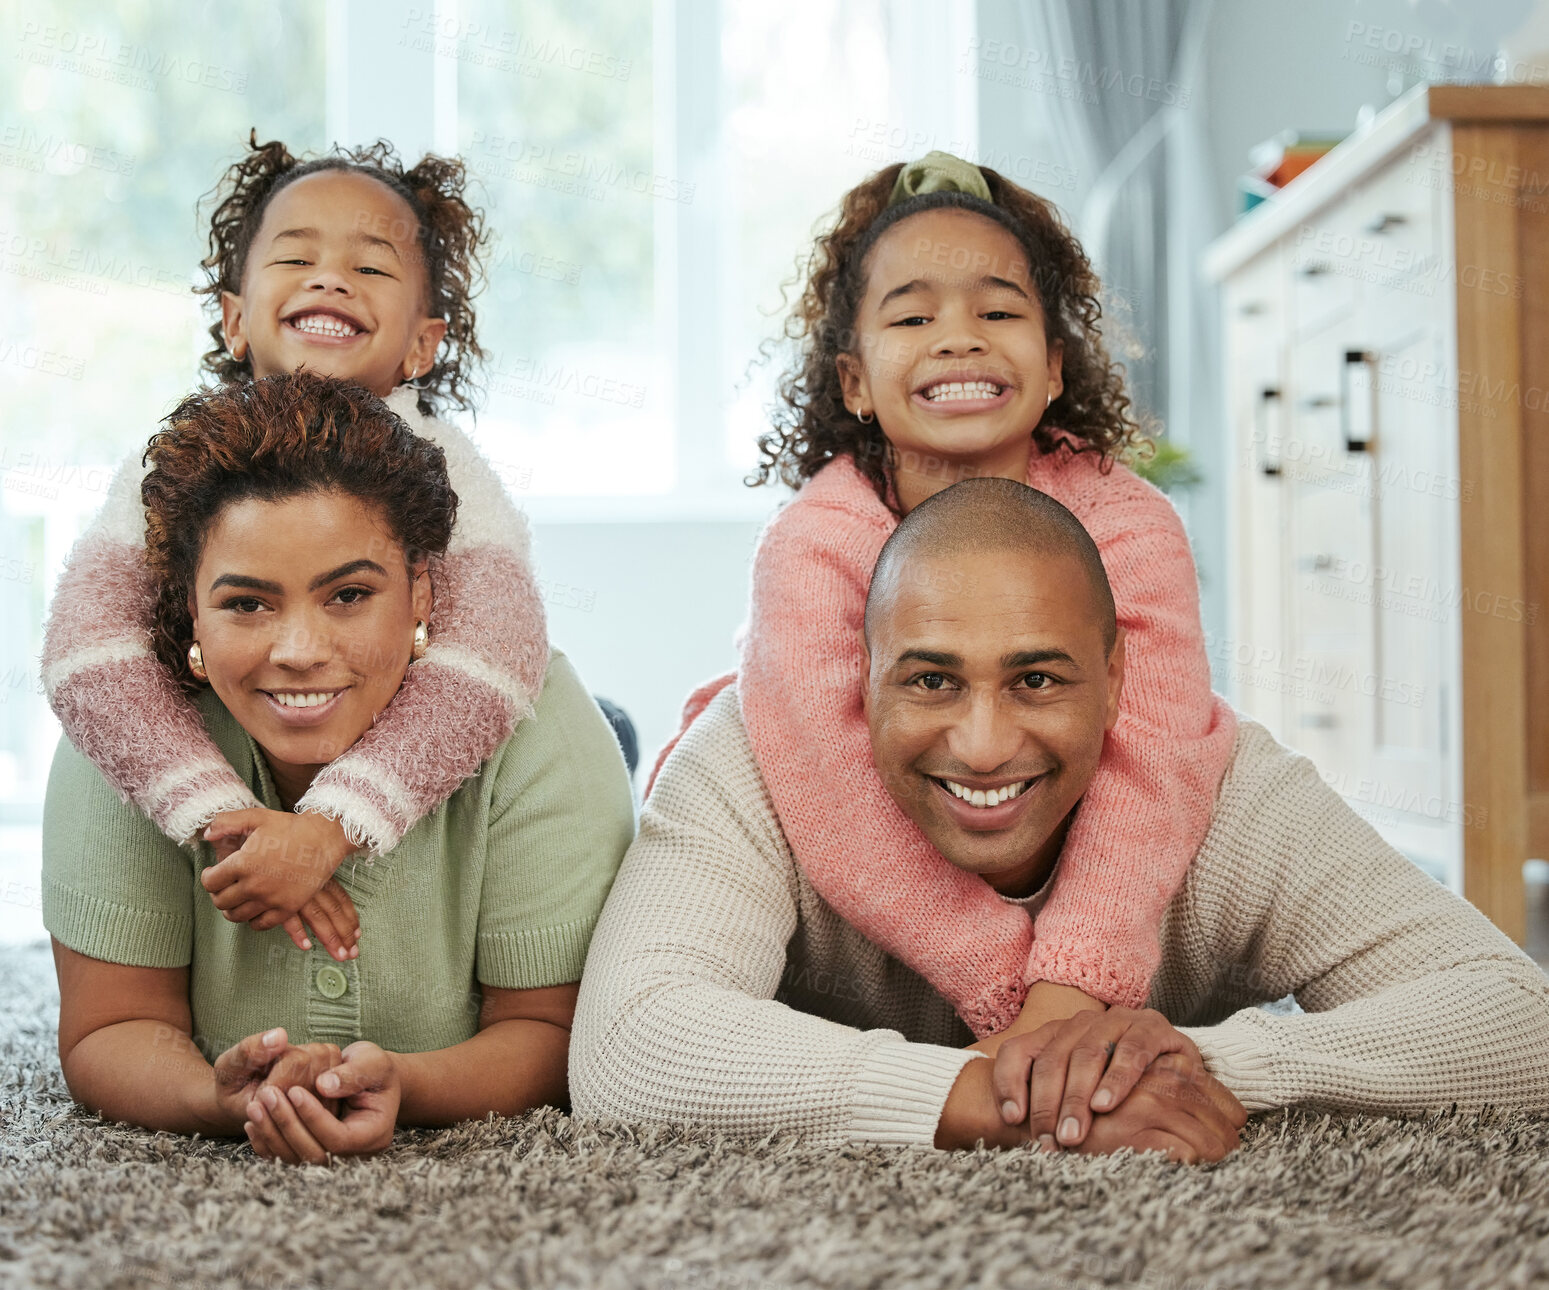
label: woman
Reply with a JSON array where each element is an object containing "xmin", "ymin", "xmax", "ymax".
[{"xmin": 42, "ymin": 373, "xmax": 635, "ymax": 1165}]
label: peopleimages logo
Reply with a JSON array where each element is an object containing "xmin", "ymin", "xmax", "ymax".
[
  {"xmin": 0, "ymin": 230, "xmax": 187, "ymax": 295},
  {"xmin": 1322, "ymin": 768, "xmax": 1486, "ymax": 830},
  {"xmin": 844, "ymin": 119, "xmax": 1080, "ymax": 192},
  {"xmin": 399, "ymin": 9, "xmax": 632, "ymax": 80},
  {"xmin": 1204, "ymin": 631, "xmax": 1426, "ymax": 708},
  {"xmin": 1310, "ymin": 558, "xmax": 1537, "ymax": 626},
  {"xmin": 1343, "ymin": 22, "xmax": 1496, "ymax": 72},
  {"xmin": 0, "ymin": 126, "xmax": 135, "ymax": 176},
  {"xmin": 0, "ymin": 447, "xmax": 114, "ymax": 502},
  {"xmin": 16, "ymin": 22, "xmax": 249, "ymax": 92},
  {"xmin": 962, "ymin": 37, "xmax": 1192, "ymax": 107},
  {"xmin": 469, "ymin": 133, "xmax": 693, "ymax": 205}
]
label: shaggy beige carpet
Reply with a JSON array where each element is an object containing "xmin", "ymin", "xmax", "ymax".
[{"xmin": 3, "ymin": 939, "xmax": 1548, "ymax": 1290}]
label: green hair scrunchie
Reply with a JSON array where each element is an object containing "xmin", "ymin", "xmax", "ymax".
[{"xmin": 887, "ymin": 150, "xmax": 993, "ymax": 206}]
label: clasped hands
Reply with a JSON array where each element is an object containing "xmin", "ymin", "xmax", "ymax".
[
  {"xmin": 198, "ymin": 808, "xmax": 363, "ymax": 962},
  {"xmin": 211, "ymin": 1027, "xmax": 400, "ymax": 1166},
  {"xmin": 947, "ymin": 1004, "xmax": 1248, "ymax": 1162},
  {"xmin": 199, "ymin": 812, "xmax": 390, "ymax": 1165}
]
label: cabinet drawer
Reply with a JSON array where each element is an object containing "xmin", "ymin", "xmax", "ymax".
[
  {"xmin": 1223, "ymin": 249, "xmax": 1286, "ymax": 363},
  {"xmin": 1288, "ymin": 197, "xmax": 1360, "ymax": 334},
  {"xmin": 1345, "ymin": 160, "xmax": 1439, "ymax": 283}
]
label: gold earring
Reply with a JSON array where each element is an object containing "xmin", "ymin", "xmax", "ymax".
[
  {"xmin": 412, "ymin": 620, "xmax": 429, "ymax": 660},
  {"xmin": 187, "ymin": 641, "xmax": 207, "ymax": 681}
]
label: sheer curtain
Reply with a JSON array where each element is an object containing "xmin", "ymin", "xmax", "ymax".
[
  {"xmin": 1011, "ymin": 0, "xmax": 1207, "ymax": 429},
  {"xmin": 1000, "ymin": 0, "xmax": 1226, "ymax": 666}
]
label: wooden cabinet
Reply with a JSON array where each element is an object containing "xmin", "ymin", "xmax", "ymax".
[{"xmin": 1207, "ymin": 85, "xmax": 1548, "ymax": 942}]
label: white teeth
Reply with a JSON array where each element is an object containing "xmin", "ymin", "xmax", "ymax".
[
  {"xmin": 941, "ymin": 778, "xmax": 1032, "ymax": 807},
  {"xmin": 925, "ymin": 380, "xmax": 1003, "ymax": 403},
  {"xmin": 290, "ymin": 314, "xmax": 361, "ymax": 337},
  {"xmin": 270, "ymin": 691, "xmax": 340, "ymax": 708}
]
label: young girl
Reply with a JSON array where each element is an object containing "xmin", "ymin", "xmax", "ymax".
[
  {"xmin": 41, "ymin": 135, "xmax": 549, "ymax": 961},
  {"xmin": 652, "ymin": 152, "xmax": 1236, "ymax": 1040}
]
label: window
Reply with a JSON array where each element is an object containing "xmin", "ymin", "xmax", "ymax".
[
  {"xmin": 0, "ymin": 2, "xmax": 326, "ymax": 941},
  {"xmin": 454, "ymin": 0, "xmax": 665, "ymax": 498},
  {"xmin": 0, "ymin": 0, "xmax": 976, "ymax": 944}
]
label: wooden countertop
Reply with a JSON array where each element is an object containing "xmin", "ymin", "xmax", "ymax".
[{"xmin": 1427, "ymin": 84, "xmax": 1549, "ymax": 120}]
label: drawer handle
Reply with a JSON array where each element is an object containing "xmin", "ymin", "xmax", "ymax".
[
  {"xmin": 1256, "ymin": 387, "xmax": 1283, "ymax": 476},
  {"xmin": 1298, "ymin": 554, "xmax": 1335, "ymax": 573},
  {"xmin": 1341, "ymin": 350, "xmax": 1375, "ymax": 453},
  {"xmin": 1299, "ymin": 261, "xmax": 1332, "ymax": 278},
  {"xmin": 1366, "ymin": 212, "xmax": 1409, "ymax": 234},
  {"xmin": 1299, "ymin": 713, "xmax": 1338, "ymax": 729},
  {"xmin": 1302, "ymin": 394, "xmax": 1338, "ymax": 410}
]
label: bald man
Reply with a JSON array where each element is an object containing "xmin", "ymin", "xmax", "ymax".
[{"xmin": 571, "ymin": 479, "xmax": 1549, "ymax": 1156}]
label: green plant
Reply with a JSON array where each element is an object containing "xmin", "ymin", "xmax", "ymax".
[{"xmin": 1123, "ymin": 437, "xmax": 1202, "ymax": 493}]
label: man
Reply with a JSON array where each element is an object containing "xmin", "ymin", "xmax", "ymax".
[{"xmin": 571, "ymin": 479, "xmax": 1549, "ymax": 1156}]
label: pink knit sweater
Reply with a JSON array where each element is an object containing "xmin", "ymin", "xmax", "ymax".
[
  {"xmin": 651, "ymin": 445, "xmax": 1236, "ymax": 1038},
  {"xmin": 41, "ymin": 385, "xmax": 550, "ymax": 853}
]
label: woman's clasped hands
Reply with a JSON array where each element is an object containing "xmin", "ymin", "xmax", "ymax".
[{"xmin": 211, "ymin": 1027, "xmax": 401, "ymax": 1165}]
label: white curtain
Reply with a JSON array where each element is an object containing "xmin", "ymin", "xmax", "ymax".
[
  {"xmin": 1003, "ymin": 0, "xmax": 1226, "ymax": 667},
  {"xmin": 1009, "ymin": 0, "xmax": 1209, "ymax": 436}
]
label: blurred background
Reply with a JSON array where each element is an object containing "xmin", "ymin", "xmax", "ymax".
[{"xmin": 2, "ymin": 0, "xmax": 1545, "ymax": 949}]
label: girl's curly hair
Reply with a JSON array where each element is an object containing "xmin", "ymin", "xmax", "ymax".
[
  {"xmin": 195, "ymin": 131, "xmax": 488, "ymax": 415},
  {"xmin": 142, "ymin": 372, "xmax": 458, "ymax": 694},
  {"xmin": 753, "ymin": 163, "xmax": 1143, "ymax": 507}
]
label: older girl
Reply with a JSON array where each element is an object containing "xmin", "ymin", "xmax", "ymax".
[{"xmin": 653, "ymin": 153, "xmax": 1236, "ymax": 1052}]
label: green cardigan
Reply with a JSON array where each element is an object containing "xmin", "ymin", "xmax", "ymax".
[{"xmin": 41, "ymin": 651, "xmax": 635, "ymax": 1059}]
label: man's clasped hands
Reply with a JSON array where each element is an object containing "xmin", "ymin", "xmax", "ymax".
[{"xmin": 940, "ymin": 985, "xmax": 1249, "ymax": 1160}]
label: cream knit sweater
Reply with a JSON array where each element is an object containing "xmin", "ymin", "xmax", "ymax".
[{"xmin": 571, "ymin": 690, "xmax": 1549, "ymax": 1148}]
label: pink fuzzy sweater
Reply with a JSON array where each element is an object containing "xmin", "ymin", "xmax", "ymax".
[
  {"xmin": 41, "ymin": 385, "xmax": 550, "ymax": 853},
  {"xmin": 651, "ymin": 445, "xmax": 1236, "ymax": 1038}
]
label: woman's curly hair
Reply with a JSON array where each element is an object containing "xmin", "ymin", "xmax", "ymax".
[
  {"xmin": 142, "ymin": 372, "xmax": 458, "ymax": 694},
  {"xmin": 753, "ymin": 163, "xmax": 1143, "ymax": 507},
  {"xmin": 195, "ymin": 131, "xmax": 489, "ymax": 415}
]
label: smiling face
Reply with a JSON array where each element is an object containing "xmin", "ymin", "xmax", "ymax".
[
  {"xmin": 188, "ymin": 488, "xmax": 432, "ymax": 805},
  {"xmin": 837, "ymin": 207, "xmax": 1064, "ymax": 513},
  {"xmin": 219, "ymin": 170, "xmax": 447, "ymax": 398},
  {"xmin": 864, "ymin": 546, "xmax": 1124, "ymax": 896}
]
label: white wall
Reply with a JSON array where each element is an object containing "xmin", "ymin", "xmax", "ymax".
[
  {"xmin": 529, "ymin": 517, "xmax": 770, "ymax": 788},
  {"xmin": 972, "ymin": 0, "xmax": 1535, "ymax": 687},
  {"xmin": 1204, "ymin": 0, "xmax": 1536, "ymax": 225}
]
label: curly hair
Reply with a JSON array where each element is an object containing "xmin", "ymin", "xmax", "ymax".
[
  {"xmin": 753, "ymin": 163, "xmax": 1144, "ymax": 507},
  {"xmin": 142, "ymin": 372, "xmax": 459, "ymax": 694},
  {"xmin": 195, "ymin": 131, "xmax": 489, "ymax": 415}
]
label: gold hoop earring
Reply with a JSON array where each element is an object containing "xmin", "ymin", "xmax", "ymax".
[
  {"xmin": 856, "ymin": 408, "xmax": 874, "ymax": 425},
  {"xmin": 187, "ymin": 641, "xmax": 207, "ymax": 681},
  {"xmin": 412, "ymin": 620, "xmax": 429, "ymax": 661}
]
